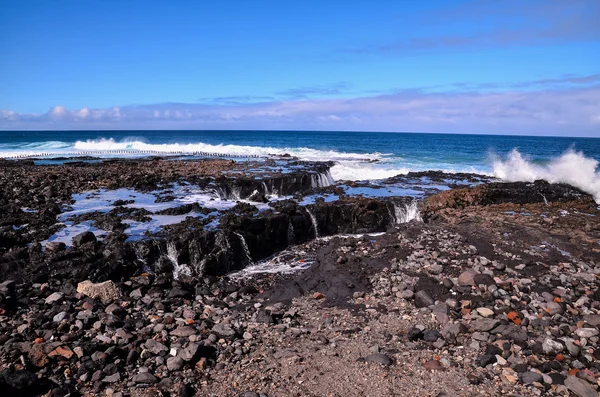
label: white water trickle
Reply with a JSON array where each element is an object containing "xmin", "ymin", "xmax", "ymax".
[
  {"xmin": 306, "ymin": 208, "xmax": 319, "ymax": 238},
  {"xmin": 287, "ymin": 221, "xmax": 295, "ymax": 244},
  {"xmin": 393, "ymin": 201, "xmax": 422, "ymax": 224},
  {"xmin": 167, "ymin": 242, "xmax": 192, "ymax": 280},
  {"xmin": 261, "ymin": 181, "xmax": 270, "ymax": 195},
  {"xmin": 234, "ymin": 232, "xmax": 253, "ymax": 265},
  {"xmin": 232, "ymin": 187, "xmax": 242, "ymax": 201}
]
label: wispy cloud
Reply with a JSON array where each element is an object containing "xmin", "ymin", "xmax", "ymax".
[
  {"xmin": 346, "ymin": 0, "xmax": 600, "ymax": 55},
  {"xmin": 197, "ymin": 95, "xmax": 275, "ymax": 105},
  {"xmin": 275, "ymin": 82, "xmax": 349, "ymax": 99},
  {"xmin": 2, "ymin": 84, "xmax": 599, "ymax": 136},
  {"xmin": 442, "ymin": 73, "xmax": 600, "ymax": 91}
]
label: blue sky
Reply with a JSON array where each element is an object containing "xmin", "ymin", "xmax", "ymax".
[{"xmin": 1, "ymin": 0, "xmax": 599, "ymax": 135}]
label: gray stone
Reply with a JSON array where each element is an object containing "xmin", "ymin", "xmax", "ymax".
[
  {"xmin": 542, "ymin": 302, "xmax": 564, "ymax": 315},
  {"xmin": 564, "ymin": 376, "xmax": 597, "ymax": 397},
  {"xmin": 72, "ymin": 231, "xmax": 96, "ymax": 246},
  {"xmin": 170, "ymin": 326, "xmax": 196, "ymax": 337},
  {"xmin": 575, "ymin": 328, "xmax": 599, "ymax": 338},
  {"xmin": 583, "ymin": 314, "xmax": 600, "ymax": 327},
  {"xmin": 414, "ymin": 290, "xmax": 434, "ymax": 308},
  {"xmin": 458, "ymin": 270, "xmax": 479, "ymax": 286},
  {"xmin": 442, "ymin": 322, "xmax": 467, "ymax": 341},
  {"xmin": 542, "ymin": 338, "xmax": 564, "ymax": 356},
  {"xmin": 565, "ymin": 339, "xmax": 581, "ymax": 356},
  {"xmin": 423, "ymin": 330, "xmax": 441, "ymax": 342},
  {"xmin": 103, "ymin": 372, "xmax": 121, "ymax": 383},
  {"xmin": 431, "ymin": 303, "xmax": 448, "ymax": 314},
  {"xmin": 45, "ymin": 292, "xmax": 63, "ymax": 304},
  {"xmin": 364, "ymin": 353, "xmax": 393, "ymax": 366},
  {"xmin": 45, "ymin": 241, "xmax": 66, "ymax": 253},
  {"xmin": 212, "ymin": 323, "xmax": 236, "ymax": 338},
  {"xmin": 471, "ymin": 318, "xmax": 500, "ymax": 332},
  {"xmin": 53, "ymin": 311, "xmax": 69, "ymax": 322},
  {"xmin": 473, "ymin": 274, "xmax": 495, "ymax": 286},
  {"xmin": 144, "ymin": 339, "xmax": 169, "ymax": 355},
  {"xmin": 427, "ymin": 264, "xmax": 443, "ymax": 275},
  {"xmin": 178, "ymin": 343, "xmax": 201, "ymax": 362},
  {"xmin": 132, "ymin": 372, "xmax": 158, "ymax": 384},
  {"xmin": 167, "ymin": 356, "xmax": 184, "ymax": 371},
  {"xmin": 157, "ymin": 378, "xmax": 174, "ymax": 391},
  {"xmin": 521, "ymin": 371, "xmax": 543, "ymax": 384}
]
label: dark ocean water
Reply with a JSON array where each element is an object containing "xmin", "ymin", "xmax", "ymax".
[{"xmin": 1, "ymin": 130, "xmax": 599, "ymax": 200}]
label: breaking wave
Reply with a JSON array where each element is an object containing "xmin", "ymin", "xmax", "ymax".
[
  {"xmin": 73, "ymin": 138, "xmax": 385, "ymax": 162},
  {"xmin": 492, "ymin": 149, "xmax": 600, "ymax": 203}
]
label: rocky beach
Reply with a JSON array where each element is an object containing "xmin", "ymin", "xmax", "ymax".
[{"xmin": 1, "ymin": 156, "xmax": 599, "ymax": 397}]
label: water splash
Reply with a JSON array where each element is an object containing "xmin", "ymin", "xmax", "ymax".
[
  {"xmin": 492, "ymin": 149, "xmax": 600, "ymax": 203},
  {"xmin": 166, "ymin": 242, "xmax": 191, "ymax": 280},
  {"xmin": 261, "ymin": 181, "xmax": 270, "ymax": 195},
  {"xmin": 393, "ymin": 201, "xmax": 422, "ymax": 224}
]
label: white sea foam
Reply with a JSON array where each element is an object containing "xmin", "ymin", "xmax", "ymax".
[
  {"xmin": 330, "ymin": 162, "xmax": 411, "ymax": 181},
  {"xmin": 73, "ymin": 138, "xmax": 385, "ymax": 162},
  {"xmin": 42, "ymin": 221, "xmax": 108, "ymax": 247},
  {"xmin": 492, "ymin": 149, "xmax": 600, "ymax": 203}
]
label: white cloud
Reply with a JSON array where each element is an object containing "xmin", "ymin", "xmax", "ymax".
[{"xmin": 1, "ymin": 85, "xmax": 599, "ymax": 136}]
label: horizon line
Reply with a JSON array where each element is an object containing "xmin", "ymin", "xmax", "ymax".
[{"xmin": 0, "ymin": 128, "xmax": 598, "ymax": 139}]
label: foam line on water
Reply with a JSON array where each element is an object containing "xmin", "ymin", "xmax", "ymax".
[{"xmin": 72, "ymin": 138, "xmax": 386, "ymax": 162}]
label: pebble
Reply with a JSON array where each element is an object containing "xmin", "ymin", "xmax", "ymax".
[
  {"xmin": 45, "ymin": 292, "xmax": 63, "ymax": 304},
  {"xmin": 475, "ymin": 308, "xmax": 494, "ymax": 317},
  {"xmin": 167, "ymin": 356, "xmax": 185, "ymax": 371},
  {"xmin": 575, "ymin": 328, "xmax": 599, "ymax": 338},
  {"xmin": 458, "ymin": 270, "xmax": 478, "ymax": 286},
  {"xmin": 414, "ymin": 290, "xmax": 434, "ymax": 308},
  {"xmin": 564, "ymin": 375, "xmax": 597, "ymax": 397},
  {"xmin": 132, "ymin": 372, "xmax": 158, "ymax": 384},
  {"xmin": 364, "ymin": 353, "xmax": 393, "ymax": 366}
]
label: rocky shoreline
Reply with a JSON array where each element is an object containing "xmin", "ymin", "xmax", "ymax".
[{"xmin": 1, "ymin": 157, "xmax": 599, "ymax": 397}]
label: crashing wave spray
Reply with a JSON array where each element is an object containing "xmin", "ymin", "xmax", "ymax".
[
  {"xmin": 166, "ymin": 242, "xmax": 191, "ymax": 280},
  {"xmin": 492, "ymin": 149, "xmax": 600, "ymax": 203},
  {"xmin": 393, "ymin": 201, "xmax": 422, "ymax": 224}
]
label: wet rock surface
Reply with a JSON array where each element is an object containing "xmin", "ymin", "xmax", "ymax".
[{"xmin": 1, "ymin": 158, "xmax": 599, "ymax": 396}]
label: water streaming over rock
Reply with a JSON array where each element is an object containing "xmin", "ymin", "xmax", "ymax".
[
  {"xmin": 234, "ymin": 232, "xmax": 253, "ymax": 265},
  {"xmin": 287, "ymin": 220, "xmax": 295, "ymax": 244},
  {"xmin": 306, "ymin": 208, "xmax": 319, "ymax": 238},
  {"xmin": 166, "ymin": 242, "xmax": 192, "ymax": 280},
  {"xmin": 310, "ymin": 171, "xmax": 335, "ymax": 188},
  {"xmin": 261, "ymin": 181, "xmax": 270, "ymax": 195}
]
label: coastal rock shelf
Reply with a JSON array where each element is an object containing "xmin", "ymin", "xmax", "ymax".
[
  {"xmin": 1, "ymin": 156, "xmax": 599, "ymax": 397},
  {"xmin": 0, "ymin": 158, "xmax": 424, "ymax": 283}
]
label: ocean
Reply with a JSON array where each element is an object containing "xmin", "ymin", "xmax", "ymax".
[{"xmin": 1, "ymin": 130, "xmax": 599, "ymax": 200}]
